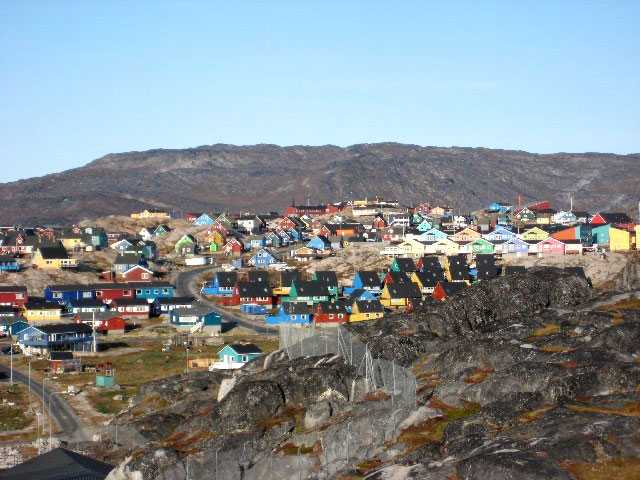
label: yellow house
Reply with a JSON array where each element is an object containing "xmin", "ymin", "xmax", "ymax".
[
  {"xmin": 131, "ymin": 209, "xmax": 171, "ymax": 219},
  {"xmin": 635, "ymin": 225, "xmax": 640, "ymax": 249},
  {"xmin": 379, "ymin": 282, "xmax": 422, "ymax": 308},
  {"xmin": 428, "ymin": 238, "xmax": 460, "ymax": 256},
  {"xmin": 350, "ymin": 300, "xmax": 385, "ymax": 322},
  {"xmin": 22, "ymin": 302, "xmax": 62, "ymax": 321},
  {"xmin": 519, "ymin": 227, "xmax": 549, "ymax": 241},
  {"xmin": 32, "ymin": 247, "xmax": 78, "ymax": 269},
  {"xmin": 396, "ymin": 239, "xmax": 428, "ymax": 257},
  {"xmin": 535, "ymin": 214, "xmax": 552, "ymax": 225},
  {"xmin": 609, "ymin": 227, "xmax": 632, "ymax": 251},
  {"xmin": 205, "ymin": 230, "xmax": 225, "ymax": 246},
  {"xmin": 60, "ymin": 236, "xmax": 87, "ymax": 250}
]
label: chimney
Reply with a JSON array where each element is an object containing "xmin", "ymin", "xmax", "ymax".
[{"xmin": 518, "ymin": 195, "xmax": 522, "ymax": 206}]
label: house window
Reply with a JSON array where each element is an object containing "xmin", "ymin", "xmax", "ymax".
[
  {"xmin": 365, "ymin": 313, "xmax": 370, "ymax": 318},
  {"xmin": 291, "ymin": 315, "xmax": 297, "ymax": 320},
  {"xmin": 329, "ymin": 314, "xmax": 334, "ymax": 319},
  {"xmin": 136, "ymin": 290, "xmax": 142, "ymax": 295},
  {"xmin": 242, "ymin": 355, "xmax": 248, "ymax": 362},
  {"xmin": 16, "ymin": 293, "xmax": 24, "ymax": 299},
  {"xmin": 162, "ymin": 289, "xmax": 169, "ymax": 294},
  {"xmin": 96, "ymin": 291, "xmax": 102, "ymax": 297},
  {"xmin": 83, "ymin": 292, "xmax": 92, "ymax": 298}
]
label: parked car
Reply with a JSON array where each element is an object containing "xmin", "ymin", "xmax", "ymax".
[{"xmin": 1, "ymin": 346, "xmax": 19, "ymax": 355}]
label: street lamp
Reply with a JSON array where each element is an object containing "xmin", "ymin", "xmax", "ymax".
[
  {"xmin": 28, "ymin": 359, "xmax": 34, "ymax": 411},
  {"xmin": 42, "ymin": 378, "xmax": 51, "ymax": 435},
  {"xmin": 48, "ymin": 392, "xmax": 55, "ymax": 449}
]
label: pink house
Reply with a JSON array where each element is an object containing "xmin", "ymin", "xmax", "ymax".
[{"xmin": 535, "ymin": 237, "xmax": 565, "ymax": 254}]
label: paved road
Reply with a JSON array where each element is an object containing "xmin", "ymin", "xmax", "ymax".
[
  {"xmin": 0, "ymin": 364, "xmax": 87, "ymax": 442},
  {"xmin": 174, "ymin": 266, "xmax": 276, "ymax": 335}
]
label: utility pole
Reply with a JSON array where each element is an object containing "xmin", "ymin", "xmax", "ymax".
[
  {"xmin": 10, "ymin": 342, "xmax": 13, "ymax": 385},
  {"xmin": 48, "ymin": 392, "xmax": 55, "ymax": 450},
  {"xmin": 92, "ymin": 310, "xmax": 97, "ymax": 353},
  {"xmin": 28, "ymin": 360, "xmax": 34, "ymax": 411}
]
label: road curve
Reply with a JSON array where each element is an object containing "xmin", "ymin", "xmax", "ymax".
[
  {"xmin": 174, "ymin": 267, "xmax": 276, "ymax": 335},
  {"xmin": 0, "ymin": 364, "xmax": 86, "ymax": 442}
]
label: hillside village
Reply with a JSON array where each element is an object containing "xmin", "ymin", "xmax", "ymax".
[{"xmin": 0, "ymin": 196, "xmax": 638, "ymax": 475}]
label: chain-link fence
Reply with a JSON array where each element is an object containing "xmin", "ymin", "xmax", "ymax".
[{"xmin": 279, "ymin": 322, "xmax": 417, "ymax": 410}]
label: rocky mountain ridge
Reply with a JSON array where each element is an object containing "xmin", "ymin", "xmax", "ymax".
[
  {"xmin": 1, "ymin": 143, "xmax": 639, "ymax": 224},
  {"xmin": 92, "ymin": 267, "xmax": 640, "ymax": 479}
]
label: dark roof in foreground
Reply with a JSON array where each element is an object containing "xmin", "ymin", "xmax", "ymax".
[
  {"xmin": 0, "ymin": 447, "xmax": 113, "ymax": 480},
  {"xmin": 225, "ymin": 343, "xmax": 262, "ymax": 354}
]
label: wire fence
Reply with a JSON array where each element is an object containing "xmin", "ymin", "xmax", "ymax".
[{"xmin": 279, "ymin": 322, "xmax": 417, "ymax": 411}]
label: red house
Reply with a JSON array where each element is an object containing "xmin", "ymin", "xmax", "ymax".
[
  {"xmin": 379, "ymin": 226, "xmax": 405, "ymax": 242},
  {"xmin": 120, "ymin": 265, "xmax": 154, "ymax": 282},
  {"xmin": 231, "ymin": 282, "xmax": 274, "ymax": 306},
  {"xmin": 74, "ymin": 311, "xmax": 126, "ymax": 334},
  {"xmin": 111, "ymin": 298, "xmax": 150, "ymax": 319},
  {"xmin": 185, "ymin": 212, "xmax": 202, "ymax": 221},
  {"xmin": 278, "ymin": 217, "xmax": 299, "ymax": 230},
  {"xmin": 590, "ymin": 212, "xmax": 634, "ymax": 227},
  {"xmin": 314, "ymin": 301, "xmax": 349, "ymax": 324},
  {"xmin": 223, "ymin": 238, "xmax": 244, "ymax": 257},
  {"xmin": 92, "ymin": 283, "xmax": 135, "ymax": 304},
  {"xmin": 285, "ymin": 204, "xmax": 329, "ymax": 217},
  {"xmin": 432, "ymin": 281, "xmax": 467, "ymax": 301},
  {"xmin": 373, "ymin": 215, "xmax": 387, "ymax": 229},
  {"xmin": 0, "ymin": 286, "xmax": 28, "ymax": 307}
]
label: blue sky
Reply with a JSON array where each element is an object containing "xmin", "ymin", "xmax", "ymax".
[{"xmin": 1, "ymin": 1, "xmax": 639, "ymax": 182}]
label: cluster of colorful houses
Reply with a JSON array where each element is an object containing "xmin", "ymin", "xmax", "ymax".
[
  {"xmin": 200, "ymin": 253, "xmax": 572, "ymax": 326},
  {"xmin": 0, "ymin": 279, "xmax": 227, "ymax": 355}
]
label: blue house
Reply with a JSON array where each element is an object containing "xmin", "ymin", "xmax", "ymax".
[
  {"xmin": 288, "ymin": 228, "xmax": 304, "ymax": 242},
  {"xmin": 0, "ymin": 316, "xmax": 29, "ymax": 337},
  {"xmin": 277, "ymin": 230, "xmax": 292, "ymax": 245},
  {"xmin": 415, "ymin": 219, "xmax": 434, "ymax": 232},
  {"xmin": 249, "ymin": 248, "xmax": 282, "ymax": 267},
  {"xmin": 417, "ymin": 228, "xmax": 448, "ymax": 243},
  {"xmin": 306, "ymin": 235, "xmax": 332, "ymax": 252},
  {"xmin": 129, "ymin": 282, "xmax": 174, "ymax": 302},
  {"xmin": 201, "ymin": 272, "xmax": 238, "ymax": 296},
  {"xmin": 111, "ymin": 238, "xmax": 134, "ymax": 254},
  {"xmin": 487, "ymin": 202, "xmax": 512, "ymax": 213},
  {"xmin": 483, "ymin": 227, "xmax": 516, "ymax": 242},
  {"xmin": 17, "ymin": 323, "xmax": 93, "ymax": 355},
  {"xmin": 212, "ymin": 344, "xmax": 263, "ymax": 369},
  {"xmin": 266, "ymin": 302, "xmax": 312, "ymax": 325},
  {"xmin": 343, "ymin": 271, "xmax": 382, "ymax": 296},
  {"xmin": 500, "ymin": 237, "xmax": 530, "ymax": 254},
  {"xmin": 246, "ymin": 237, "xmax": 267, "ymax": 250},
  {"xmin": 45, "ymin": 284, "xmax": 95, "ymax": 304},
  {"xmin": 0, "ymin": 256, "xmax": 20, "ymax": 271},
  {"xmin": 344, "ymin": 289, "xmax": 378, "ymax": 312},
  {"xmin": 112, "ymin": 253, "xmax": 148, "ymax": 275},
  {"xmin": 67, "ymin": 299, "xmax": 108, "ymax": 315},
  {"xmin": 153, "ymin": 297, "xmax": 196, "ymax": 315},
  {"xmin": 193, "ymin": 213, "xmax": 214, "ymax": 225},
  {"xmin": 169, "ymin": 306, "xmax": 221, "ymax": 333}
]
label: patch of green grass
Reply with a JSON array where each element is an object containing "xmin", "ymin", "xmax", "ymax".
[{"xmin": 0, "ymin": 384, "xmax": 31, "ymax": 431}]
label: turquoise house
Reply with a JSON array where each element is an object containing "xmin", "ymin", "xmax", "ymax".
[
  {"xmin": 211, "ymin": 343, "xmax": 263, "ymax": 370},
  {"xmin": 592, "ymin": 225, "xmax": 610, "ymax": 246}
]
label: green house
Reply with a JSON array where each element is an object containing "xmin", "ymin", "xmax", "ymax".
[
  {"xmin": 286, "ymin": 281, "xmax": 331, "ymax": 304},
  {"xmin": 96, "ymin": 374, "xmax": 115, "ymax": 387},
  {"xmin": 466, "ymin": 237, "xmax": 495, "ymax": 254},
  {"xmin": 218, "ymin": 344, "xmax": 262, "ymax": 366},
  {"xmin": 175, "ymin": 234, "xmax": 197, "ymax": 255},
  {"xmin": 514, "ymin": 207, "xmax": 536, "ymax": 222},
  {"xmin": 208, "ymin": 243, "xmax": 219, "ymax": 252}
]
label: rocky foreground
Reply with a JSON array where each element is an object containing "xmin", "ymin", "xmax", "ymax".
[{"xmin": 97, "ymin": 267, "xmax": 640, "ymax": 479}]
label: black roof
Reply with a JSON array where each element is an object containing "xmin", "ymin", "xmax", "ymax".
[
  {"xmin": 226, "ymin": 343, "xmax": 262, "ymax": 354},
  {"xmin": 236, "ymin": 281, "xmax": 273, "ymax": 297},
  {"xmin": 37, "ymin": 247, "xmax": 69, "ymax": 260},
  {"xmin": 68, "ymin": 299, "xmax": 107, "ymax": 308},
  {"xmin": 154, "ymin": 296, "xmax": 194, "ymax": 306},
  {"xmin": 127, "ymin": 281, "xmax": 173, "ymax": 289},
  {"xmin": 504, "ymin": 265, "xmax": 526, "ymax": 276},
  {"xmin": 32, "ymin": 323, "xmax": 92, "ymax": 334},
  {"xmin": 23, "ymin": 302, "xmax": 61, "ymax": 310},
  {"xmin": 447, "ymin": 255, "xmax": 469, "ymax": 280},
  {"xmin": 355, "ymin": 271, "xmax": 381, "ymax": 289},
  {"xmin": 74, "ymin": 311, "xmax": 124, "ymax": 320},
  {"xmin": 316, "ymin": 301, "xmax": 349, "ymax": 314},
  {"xmin": 279, "ymin": 271, "xmax": 303, "ymax": 287},
  {"xmin": 0, "ymin": 315, "xmax": 27, "ymax": 326},
  {"xmin": 0, "ymin": 285, "xmax": 27, "ymax": 293},
  {"xmin": 215, "ymin": 272, "xmax": 238, "ymax": 288},
  {"xmin": 248, "ymin": 271, "xmax": 269, "ymax": 283},
  {"xmin": 114, "ymin": 253, "xmax": 143, "ymax": 264},
  {"xmin": 112, "ymin": 298, "xmax": 149, "ymax": 306},
  {"xmin": 292, "ymin": 281, "xmax": 330, "ymax": 297},
  {"xmin": 0, "ymin": 447, "xmax": 113, "ymax": 480},
  {"xmin": 50, "ymin": 351, "xmax": 74, "ymax": 360},
  {"xmin": 384, "ymin": 271, "xmax": 411, "ymax": 283},
  {"xmin": 47, "ymin": 284, "xmax": 93, "ymax": 292},
  {"xmin": 597, "ymin": 212, "xmax": 633, "ymax": 224},
  {"xmin": 436, "ymin": 281, "xmax": 467, "ymax": 298},
  {"xmin": 314, "ymin": 271, "xmax": 338, "ymax": 286},
  {"xmin": 91, "ymin": 283, "xmax": 134, "ymax": 291},
  {"xmin": 475, "ymin": 254, "xmax": 498, "ymax": 280},
  {"xmin": 281, "ymin": 302, "xmax": 312, "ymax": 315},
  {"xmin": 413, "ymin": 270, "xmax": 443, "ymax": 288},
  {"xmin": 419, "ymin": 256, "xmax": 442, "ymax": 271},
  {"xmin": 393, "ymin": 258, "xmax": 417, "ymax": 272},
  {"xmin": 386, "ymin": 282, "xmax": 422, "ymax": 299},
  {"xmin": 355, "ymin": 300, "xmax": 384, "ymax": 313}
]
